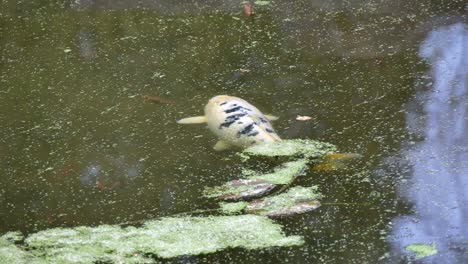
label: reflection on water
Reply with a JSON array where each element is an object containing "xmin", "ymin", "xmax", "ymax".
[
  {"xmin": 389, "ymin": 23, "xmax": 467, "ymax": 262},
  {"xmin": 80, "ymin": 154, "xmax": 142, "ymax": 189}
]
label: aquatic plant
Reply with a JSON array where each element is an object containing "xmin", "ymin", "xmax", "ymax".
[
  {"xmin": 204, "ymin": 159, "xmax": 309, "ymax": 200},
  {"xmin": 205, "ymin": 140, "xmax": 335, "ymax": 200},
  {"xmin": 0, "ymin": 232, "xmax": 39, "ymax": 263},
  {"xmin": 405, "ymin": 243, "xmax": 437, "ymax": 260},
  {"xmin": 241, "ymin": 139, "xmax": 336, "ymax": 159}
]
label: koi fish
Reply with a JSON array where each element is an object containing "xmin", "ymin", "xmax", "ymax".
[{"xmin": 178, "ymin": 95, "xmax": 281, "ymax": 151}]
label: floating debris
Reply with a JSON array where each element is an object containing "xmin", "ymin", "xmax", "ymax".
[
  {"xmin": 296, "ymin": 115, "xmax": 313, "ymax": 121},
  {"xmin": 405, "ymin": 243, "xmax": 437, "ymax": 260},
  {"xmin": 0, "ymin": 215, "xmax": 303, "ymax": 262},
  {"xmin": 245, "ymin": 186, "xmax": 322, "ymax": 217},
  {"xmin": 142, "ymin": 95, "xmax": 174, "ymax": 104}
]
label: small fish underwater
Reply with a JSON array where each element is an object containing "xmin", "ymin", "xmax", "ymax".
[{"xmin": 177, "ymin": 95, "xmax": 281, "ymax": 151}]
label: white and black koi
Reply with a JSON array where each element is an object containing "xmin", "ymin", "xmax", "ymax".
[{"xmin": 177, "ymin": 95, "xmax": 281, "ymax": 151}]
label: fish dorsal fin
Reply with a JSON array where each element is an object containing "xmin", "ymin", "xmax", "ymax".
[
  {"xmin": 177, "ymin": 116, "xmax": 208, "ymax": 124},
  {"xmin": 264, "ymin": 114, "xmax": 279, "ymax": 121},
  {"xmin": 213, "ymin": 140, "xmax": 232, "ymax": 151}
]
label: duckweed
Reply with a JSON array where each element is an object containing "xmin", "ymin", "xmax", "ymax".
[
  {"xmin": 203, "ymin": 179, "xmax": 276, "ymax": 200},
  {"xmin": 219, "ymin": 201, "xmax": 249, "ymax": 214},
  {"xmin": 248, "ymin": 159, "xmax": 309, "ymax": 184},
  {"xmin": 242, "ymin": 139, "xmax": 336, "ymax": 159},
  {"xmin": 0, "ymin": 233, "xmax": 39, "ymax": 264},
  {"xmin": 1, "ymin": 215, "xmax": 303, "ymax": 262}
]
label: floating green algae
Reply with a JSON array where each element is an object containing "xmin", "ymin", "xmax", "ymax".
[
  {"xmin": 218, "ymin": 186, "xmax": 322, "ymax": 217},
  {"xmin": 219, "ymin": 201, "xmax": 249, "ymax": 214},
  {"xmin": 405, "ymin": 243, "xmax": 437, "ymax": 260},
  {"xmin": 242, "ymin": 139, "xmax": 336, "ymax": 159},
  {"xmin": 203, "ymin": 178, "xmax": 276, "ymax": 200},
  {"xmin": 204, "ymin": 159, "xmax": 309, "ymax": 200},
  {"xmin": 204, "ymin": 140, "xmax": 335, "ymax": 200},
  {"xmin": 1, "ymin": 231, "xmax": 23, "ymax": 243},
  {"xmin": 248, "ymin": 159, "xmax": 309, "ymax": 184},
  {"xmin": 245, "ymin": 186, "xmax": 322, "ymax": 217},
  {"xmin": 5, "ymin": 215, "xmax": 302, "ymax": 262},
  {"xmin": 254, "ymin": 1, "xmax": 271, "ymax": 6}
]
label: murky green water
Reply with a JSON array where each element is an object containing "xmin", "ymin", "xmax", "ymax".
[{"xmin": 1, "ymin": 1, "xmax": 466, "ymax": 263}]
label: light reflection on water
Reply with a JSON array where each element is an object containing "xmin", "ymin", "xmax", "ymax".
[{"xmin": 389, "ymin": 23, "xmax": 467, "ymax": 263}]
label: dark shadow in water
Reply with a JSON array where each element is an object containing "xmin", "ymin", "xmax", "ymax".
[{"xmin": 388, "ymin": 23, "xmax": 467, "ymax": 263}]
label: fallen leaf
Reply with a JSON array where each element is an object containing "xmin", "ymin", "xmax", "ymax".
[{"xmin": 243, "ymin": 3, "xmax": 252, "ymax": 17}]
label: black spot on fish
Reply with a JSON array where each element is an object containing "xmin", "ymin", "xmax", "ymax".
[
  {"xmin": 248, "ymin": 131, "xmax": 259, "ymax": 137},
  {"xmin": 259, "ymin": 117, "xmax": 268, "ymax": 123},
  {"xmin": 238, "ymin": 123, "xmax": 255, "ymax": 135},
  {"xmin": 237, "ymin": 121, "xmax": 243, "ymax": 124},
  {"xmin": 220, "ymin": 101, "xmax": 228, "ymax": 106},
  {"xmin": 250, "ymin": 140, "xmax": 257, "ymax": 144},
  {"xmin": 265, "ymin": 128, "xmax": 274, "ymax": 133},
  {"xmin": 224, "ymin": 106, "xmax": 243, "ymax": 114},
  {"xmin": 219, "ymin": 113, "xmax": 247, "ymax": 129}
]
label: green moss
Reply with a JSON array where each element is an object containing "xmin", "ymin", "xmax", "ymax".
[
  {"xmin": 405, "ymin": 243, "xmax": 437, "ymax": 259},
  {"xmin": 242, "ymin": 139, "xmax": 336, "ymax": 159},
  {"xmin": 219, "ymin": 201, "xmax": 249, "ymax": 214},
  {"xmin": 19, "ymin": 215, "xmax": 302, "ymax": 261},
  {"xmin": 245, "ymin": 186, "xmax": 322, "ymax": 217}
]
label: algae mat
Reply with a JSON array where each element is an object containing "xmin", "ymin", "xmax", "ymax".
[{"xmin": 0, "ymin": 215, "xmax": 303, "ymax": 263}]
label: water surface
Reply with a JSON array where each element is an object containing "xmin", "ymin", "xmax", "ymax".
[{"xmin": 0, "ymin": 0, "xmax": 466, "ymax": 263}]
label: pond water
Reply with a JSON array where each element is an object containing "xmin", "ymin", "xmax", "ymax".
[{"xmin": 0, "ymin": 0, "xmax": 466, "ymax": 263}]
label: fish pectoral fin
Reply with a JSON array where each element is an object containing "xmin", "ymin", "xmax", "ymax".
[
  {"xmin": 213, "ymin": 140, "xmax": 232, "ymax": 151},
  {"xmin": 177, "ymin": 116, "xmax": 208, "ymax": 124},
  {"xmin": 264, "ymin": 114, "xmax": 279, "ymax": 121}
]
